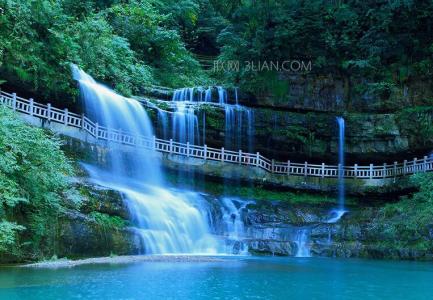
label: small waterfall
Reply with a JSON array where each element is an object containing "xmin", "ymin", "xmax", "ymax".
[
  {"xmin": 235, "ymin": 87, "xmax": 239, "ymax": 105},
  {"xmin": 172, "ymin": 102, "xmax": 199, "ymax": 144},
  {"xmin": 205, "ymin": 87, "xmax": 212, "ymax": 102},
  {"xmin": 157, "ymin": 110, "xmax": 169, "ymax": 140},
  {"xmin": 336, "ymin": 117, "xmax": 346, "ymax": 212},
  {"xmin": 172, "ymin": 87, "xmax": 196, "ymax": 101},
  {"xmin": 217, "ymin": 86, "xmax": 228, "ymax": 104},
  {"xmin": 224, "ymin": 104, "xmax": 255, "ymax": 152},
  {"xmin": 295, "ymin": 228, "xmax": 311, "ymax": 257},
  {"xmin": 225, "ymin": 105, "xmax": 236, "ymax": 148},
  {"xmin": 246, "ymin": 109, "xmax": 255, "ymax": 152},
  {"xmin": 220, "ymin": 198, "xmax": 251, "ymax": 255}
]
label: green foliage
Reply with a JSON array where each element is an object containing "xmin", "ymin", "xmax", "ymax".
[
  {"xmin": 213, "ymin": 0, "xmax": 433, "ymax": 104},
  {"xmin": 374, "ymin": 173, "xmax": 433, "ymax": 250},
  {"xmin": 397, "ymin": 106, "xmax": 433, "ymax": 147},
  {"xmin": 0, "ymin": 0, "xmax": 211, "ymax": 101},
  {"xmin": 0, "ymin": 221, "xmax": 24, "ymax": 254},
  {"xmin": 90, "ymin": 212, "xmax": 127, "ymax": 229},
  {"xmin": 0, "ymin": 107, "xmax": 74, "ymax": 258}
]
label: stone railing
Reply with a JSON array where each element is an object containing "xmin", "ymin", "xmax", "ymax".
[{"xmin": 1, "ymin": 90, "xmax": 432, "ymax": 179}]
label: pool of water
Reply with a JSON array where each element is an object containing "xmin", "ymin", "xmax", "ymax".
[{"xmin": 1, "ymin": 257, "xmax": 432, "ymax": 299}]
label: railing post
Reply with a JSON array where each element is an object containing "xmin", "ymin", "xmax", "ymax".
[
  {"xmin": 383, "ymin": 163, "xmax": 387, "ymax": 179},
  {"xmin": 204, "ymin": 144, "xmax": 207, "ymax": 160},
  {"xmin": 403, "ymin": 160, "xmax": 407, "ymax": 175},
  {"xmin": 81, "ymin": 114, "xmax": 85, "ymax": 129},
  {"xmin": 369, "ymin": 164, "xmax": 373, "ymax": 179},
  {"xmin": 64, "ymin": 108, "xmax": 68, "ymax": 125},
  {"xmin": 423, "ymin": 156, "xmax": 428, "ymax": 172},
  {"xmin": 256, "ymin": 152, "xmax": 260, "ymax": 167},
  {"xmin": 354, "ymin": 164, "xmax": 358, "ymax": 179},
  {"xmin": 321, "ymin": 163, "xmax": 325, "ymax": 178},
  {"xmin": 47, "ymin": 103, "xmax": 51, "ymax": 121},
  {"xmin": 239, "ymin": 150, "xmax": 242, "ymax": 164},
  {"xmin": 287, "ymin": 160, "xmax": 291, "ymax": 176},
  {"xmin": 393, "ymin": 161, "xmax": 397, "ymax": 182},
  {"xmin": 169, "ymin": 139, "xmax": 173, "ymax": 153},
  {"xmin": 153, "ymin": 135, "xmax": 156, "ymax": 150},
  {"xmin": 413, "ymin": 157, "xmax": 417, "ymax": 174},
  {"xmin": 118, "ymin": 128, "xmax": 122, "ymax": 143},
  {"xmin": 221, "ymin": 147, "xmax": 225, "ymax": 162},
  {"xmin": 271, "ymin": 159, "xmax": 275, "ymax": 173},
  {"xmin": 187, "ymin": 142, "xmax": 190, "ymax": 157},
  {"xmin": 95, "ymin": 122, "xmax": 99, "ymax": 138},
  {"xmin": 12, "ymin": 93, "xmax": 16, "ymax": 110},
  {"xmin": 304, "ymin": 161, "xmax": 308, "ymax": 177},
  {"xmin": 29, "ymin": 98, "xmax": 34, "ymax": 115}
]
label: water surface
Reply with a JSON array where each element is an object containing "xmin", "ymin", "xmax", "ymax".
[{"xmin": 1, "ymin": 257, "xmax": 432, "ymax": 299}]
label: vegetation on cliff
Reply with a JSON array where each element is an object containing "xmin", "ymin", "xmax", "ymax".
[
  {"xmin": 2, "ymin": 0, "xmax": 433, "ymax": 110},
  {"xmin": 375, "ymin": 173, "xmax": 433, "ymax": 253},
  {"xmin": 0, "ymin": 107, "xmax": 74, "ymax": 260}
]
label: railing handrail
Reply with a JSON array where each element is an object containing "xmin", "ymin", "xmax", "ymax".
[{"xmin": 1, "ymin": 90, "xmax": 432, "ymax": 179}]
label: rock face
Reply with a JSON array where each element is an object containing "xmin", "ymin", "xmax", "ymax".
[
  {"xmin": 148, "ymin": 103, "xmax": 432, "ymax": 164},
  {"xmin": 236, "ymin": 74, "xmax": 433, "ymax": 113},
  {"xmin": 9, "ymin": 177, "xmax": 430, "ymax": 262},
  {"xmin": 238, "ymin": 201, "xmax": 433, "ymax": 260},
  {"xmin": 56, "ymin": 181, "xmax": 141, "ymax": 259},
  {"xmin": 58, "ymin": 210, "xmax": 140, "ymax": 259}
]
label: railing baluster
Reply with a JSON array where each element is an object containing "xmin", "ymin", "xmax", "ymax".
[
  {"xmin": 29, "ymin": 98, "xmax": 34, "ymax": 116},
  {"xmin": 47, "ymin": 103, "xmax": 51, "ymax": 121},
  {"xmin": 64, "ymin": 108, "xmax": 68, "ymax": 125},
  {"xmin": 12, "ymin": 93, "xmax": 16, "ymax": 110}
]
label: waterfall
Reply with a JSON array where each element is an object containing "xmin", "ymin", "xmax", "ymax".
[
  {"xmin": 205, "ymin": 87, "xmax": 212, "ymax": 102},
  {"xmin": 157, "ymin": 110, "xmax": 169, "ymax": 140},
  {"xmin": 325, "ymin": 117, "xmax": 347, "ymax": 224},
  {"xmin": 295, "ymin": 228, "xmax": 311, "ymax": 257},
  {"xmin": 220, "ymin": 198, "xmax": 251, "ymax": 255},
  {"xmin": 71, "ymin": 65, "xmax": 162, "ymax": 185},
  {"xmin": 224, "ymin": 104, "xmax": 255, "ymax": 152},
  {"xmin": 336, "ymin": 117, "xmax": 346, "ymax": 211},
  {"xmin": 172, "ymin": 102, "xmax": 199, "ymax": 144},
  {"xmin": 72, "ymin": 65, "xmax": 220, "ymax": 254},
  {"xmin": 235, "ymin": 87, "xmax": 239, "ymax": 105},
  {"xmin": 217, "ymin": 86, "xmax": 227, "ymax": 104}
]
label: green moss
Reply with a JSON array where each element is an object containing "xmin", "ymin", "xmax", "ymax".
[
  {"xmin": 165, "ymin": 171, "xmax": 359, "ymax": 206},
  {"xmin": 89, "ymin": 212, "xmax": 128, "ymax": 229}
]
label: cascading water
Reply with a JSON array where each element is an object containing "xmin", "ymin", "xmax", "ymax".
[
  {"xmin": 327, "ymin": 117, "xmax": 347, "ymax": 223},
  {"xmin": 337, "ymin": 117, "xmax": 345, "ymax": 211},
  {"xmin": 295, "ymin": 228, "xmax": 311, "ymax": 257},
  {"xmin": 72, "ymin": 65, "xmax": 221, "ymax": 254},
  {"xmin": 217, "ymin": 86, "xmax": 228, "ymax": 104},
  {"xmin": 172, "ymin": 102, "xmax": 199, "ymax": 144},
  {"xmin": 220, "ymin": 198, "xmax": 252, "ymax": 255},
  {"xmin": 157, "ymin": 110, "xmax": 169, "ymax": 140},
  {"xmin": 205, "ymin": 87, "xmax": 212, "ymax": 102}
]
